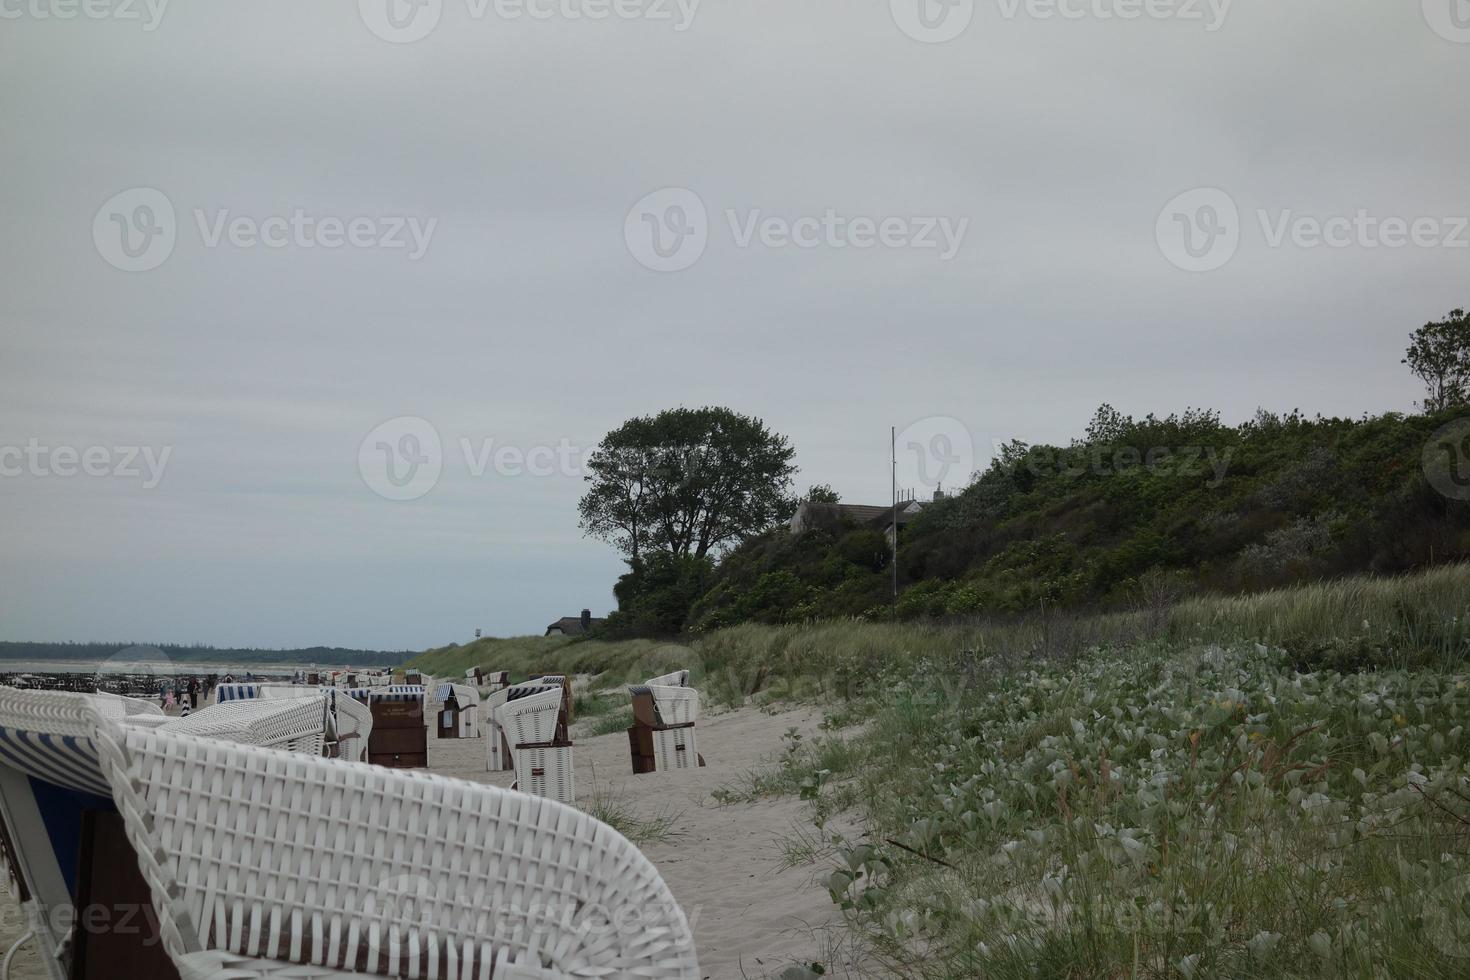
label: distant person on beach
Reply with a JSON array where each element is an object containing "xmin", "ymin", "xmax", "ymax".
[{"xmin": 187, "ymin": 677, "xmax": 200, "ymax": 710}]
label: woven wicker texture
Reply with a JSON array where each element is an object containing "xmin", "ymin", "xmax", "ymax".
[
  {"xmin": 484, "ymin": 690, "xmax": 574, "ymax": 802},
  {"xmin": 255, "ymin": 687, "xmax": 374, "ymax": 763},
  {"xmin": 483, "ymin": 690, "xmax": 514, "ymax": 773},
  {"xmin": 652, "ymin": 728, "xmax": 699, "ymax": 773},
  {"xmin": 498, "ymin": 690, "xmax": 562, "ymax": 746},
  {"xmin": 331, "ymin": 692, "xmax": 373, "ymax": 763},
  {"xmin": 166, "ymin": 697, "xmax": 329, "ymax": 755},
  {"xmin": 101, "ymin": 722, "xmax": 697, "ymax": 978},
  {"xmin": 645, "ymin": 687, "xmax": 700, "ymax": 727},
  {"xmin": 92, "ymin": 691, "xmax": 167, "ymax": 718},
  {"xmin": 627, "ymin": 673, "xmax": 703, "ymax": 775}
]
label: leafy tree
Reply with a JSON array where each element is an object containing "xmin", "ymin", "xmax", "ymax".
[
  {"xmin": 577, "ymin": 415, "xmax": 658, "ymax": 565},
  {"xmin": 804, "ymin": 483, "xmax": 841, "ymax": 504},
  {"xmin": 579, "ymin": 407, "xmax": 798, "ymax": 564},
  {"xmin": 606, "ymin": 552, "xmax": 714, "ymax": 636},
  {"xmin": 1404, "ymin": 309, "xmax": 1470, "ymax": 411},
  {"xmin": 1084, "ymin": 403, "xmax": 1131, "ymax": 444}
]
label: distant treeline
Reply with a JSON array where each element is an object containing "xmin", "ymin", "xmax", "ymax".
[{"xmin": 0, "ymin": 641, "xmax": 411, "ymax": 667}]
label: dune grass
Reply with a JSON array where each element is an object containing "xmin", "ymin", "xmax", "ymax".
[
  {"xmin": 410, "ymin": 565, "xmax": 1470, "ymax": 699},
  {"xmin": 408, "ymin": 566, "xmax": 1470, "ymax": 977},
  {"xmin": 775, "ymin": 641, "xmax": 1470, "ymax": 977},
  {"xmin": 582, "ymin": 784, "xmax": 683, "ymax": 847}
]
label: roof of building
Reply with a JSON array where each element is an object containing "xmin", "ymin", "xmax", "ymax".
[
  {"xmin": 545, "ymin": 616, "xmax": 606, "ymax": 636},
  {"xmin": 794, "ymin": 500, "xmax": 925, "ymax": 529}
]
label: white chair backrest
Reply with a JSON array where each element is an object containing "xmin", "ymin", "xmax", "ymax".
[
  {"xmin": 645, "ymin": 669, "xmax": 691, "ymax": 689},
  {"xmin": 646, "ymin": 685, "xmax": 701, "ymax": 726},
  {"xmin": 102, "ymin": 716, "xmax": 699, "ymax": 978},
  {"xmin": 498, "ymin": 688, "xmax": 562, "ymax": 745},
  {"xmin": 164, "ymin": 696, "xmax": 329, "ymax": 754},
  {"xmin": 258, "ymin": 685, "xmax": 374, "ymax": 762},
  {"xmin": 92, "ymin": 690, "xmax": 166, "ymax": 718}
]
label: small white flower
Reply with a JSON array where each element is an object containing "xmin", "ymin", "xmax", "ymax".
[{"xmin": 1247, "ymin": 931, "xmax": 1282, "ymax": 962}]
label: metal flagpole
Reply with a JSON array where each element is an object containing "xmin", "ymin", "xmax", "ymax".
[{"xmin": 891, "ymin": 426, "xmax": 898, "ymax": 611}]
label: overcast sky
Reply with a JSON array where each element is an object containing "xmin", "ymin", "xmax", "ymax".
[{"xmin": 0, "ymin": 1, "xmax": 1463, "ymax": 651}]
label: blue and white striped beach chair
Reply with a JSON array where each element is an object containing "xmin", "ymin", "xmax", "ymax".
[{"xmin": 0, "ymin": 687, "xmax": 330, "ymax": 980}]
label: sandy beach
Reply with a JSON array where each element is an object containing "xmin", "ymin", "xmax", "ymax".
[{"xmin": 0, "ymin": 697, "xmax": 854, "ymax": 979}]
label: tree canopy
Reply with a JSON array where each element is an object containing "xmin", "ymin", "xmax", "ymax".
[
  {"xmin": 1405, "ymin": 309, "xmax": 1470, "ymax": 411},
  {"xmin": 578, "ymin": 407, "xmax": 797, "ymax": 565}
]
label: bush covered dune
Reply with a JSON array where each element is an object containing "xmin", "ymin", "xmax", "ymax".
[
  {"xmin": 594, "ymin": 406, "xmax": 1470, "ymax": 636},
  {"xmin": 411, "ymin": 565, "xmax": 1470, "ymax": 977}
]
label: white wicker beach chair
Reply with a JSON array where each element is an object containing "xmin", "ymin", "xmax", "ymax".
[
  {"xmin": 0, "ymin": 687, "xmax": 700, "ymax": 980},
  {"xmin": 497, "ymin": 688, "xmax": 574, "ymax": 804},
  {"xmin": 137, "ymin": 695, "xmax": 331, "ymax": 754},
  {"xmin": 483, "ymin": 687, "xmax": 514, "ymax": 772},
  {"xmin": 258, "ymin": 685, "xmax": 375, "ymax": 763},
  {"xmin": 331, "ymin": 690, "xmax": 373, "ymax": 763},
  {"xmin": 628, "ymin": 673, "xmax": 703, "ymax": 774},
  {"xmin": 91, "ymin": 690, "xmax": 166, "ymax": 718},
  {"xmin": 433, "ymin": 683, "xmax": 481, "ymax": 739}
]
